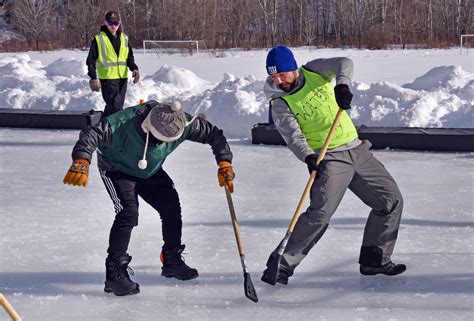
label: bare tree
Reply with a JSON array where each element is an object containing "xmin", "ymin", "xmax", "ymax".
[
  {"xmin": 258, "ymin": 0, "xmax": 280, "ymax": 47},
  {"xmin": 351, "ymin": 0, "xmax": 368, "ymax": 49},
  {"xmin": 66, "ymin": 0, "xmax": 105, "ymax": 49},
  {"xmin": 10, "ymin": 0, "xmax": 57, "ymax": 50},
  {"xmin": 4, "ymin": 0, "xmax": 474, "ymax": 51}
]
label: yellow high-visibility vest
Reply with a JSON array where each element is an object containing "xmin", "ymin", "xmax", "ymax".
[
  {"xmin": 281, "ymin": 67, "xmax": 358, "ymax": 150},
  {"xmin": 95, "ymin": 31, "xmax": 129, "ymax": 79}
]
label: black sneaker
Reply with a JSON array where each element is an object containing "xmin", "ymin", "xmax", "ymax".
[
  {"xmin": 161, "ymin": 245, "xmax": 198, "ymax": 281},
  {"xmin": 276, "ymin": 268, "xmax": 290, "ymax": 285},
  {"xmin": 261, "ymin": 266, "xmax": 291, "ymax": 285},
  {"xmin": 360, "ymin": 261, "xmax": 406, "ymax": 276},
  {"xmin": 104, "ymin": 254, "xmax": 140, "ymax": 296}
]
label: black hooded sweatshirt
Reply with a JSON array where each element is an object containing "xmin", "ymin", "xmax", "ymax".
[{"xmin": 86, "ymin": 25, "xmax": 138, "ymax": 80}]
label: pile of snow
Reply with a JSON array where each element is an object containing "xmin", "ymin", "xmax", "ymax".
[
  {"xmin": 125, "ymin": 64, "xmax": 214, "ymax": 105},
  {"xmin": 351, "ymin": 65, "xmax": 474, "ymax": 128},
  {"xmin": 46, "ymin": 58, "xmax": 86, "ymax": 77},
  {"xmin": 184, "ymin": 73, "xmax": 267, "ymax": 138},
  {"xmin": 151, "ymin": 64, "xmax": 209, "ymax": 91},
  {"xmin": 0, "ymin": 53, "xmax": 472, "ymax": 137},
  {"xmin": 0, "ymin": 55, "xmax": 97, "ymax": 111}
]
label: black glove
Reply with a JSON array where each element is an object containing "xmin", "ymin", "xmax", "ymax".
[
  {"xmin": 304, "ymin": 154, "xmax": 325, "ymax": 176},
  {"xmin": 334, "ymin": 84, "xmax": 352, "ymax": 110}
]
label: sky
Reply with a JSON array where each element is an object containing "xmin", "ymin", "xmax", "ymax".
[{"xmin": 0, "ymin": 47, "xmax": 473, "ymax": 321}]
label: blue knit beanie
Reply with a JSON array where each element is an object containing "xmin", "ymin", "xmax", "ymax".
[{"xmin": 266, "ymin": 46, "xmax": 298, "ymax": 75}]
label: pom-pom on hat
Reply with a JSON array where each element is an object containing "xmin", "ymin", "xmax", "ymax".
[{"xmin": 266, "ymin": 45, "xmax": 298, "ymax": 75}]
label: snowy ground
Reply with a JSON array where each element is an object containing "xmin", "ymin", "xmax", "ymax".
[
  {"xmin": 1, "ymin": 48, "xmax": 473, "ymax": 137},
  {"xmin": 0, "ymin": 128, "xmax": 473, "ymax": 321}
]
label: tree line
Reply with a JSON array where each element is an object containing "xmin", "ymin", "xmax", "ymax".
[{"xmin": 1, "ymin": 0, "xmax": 473, "ymax": 51}]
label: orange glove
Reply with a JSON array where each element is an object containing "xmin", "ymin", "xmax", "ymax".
[
  {"xmin": 63, "ymin": 159, "xmax": 90, "ymax": 187},
  {"xmin": 218, "ymin": 161, "xmax": 235, "ymax": 193}
]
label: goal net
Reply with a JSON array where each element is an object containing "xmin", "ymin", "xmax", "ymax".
[{"xmin": 143, "ymin": 40, "xmax": 205, "ymax": 59}]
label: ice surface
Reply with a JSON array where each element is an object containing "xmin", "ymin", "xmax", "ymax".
[{"xmin": 0, "ymin": 129, "xmax": 472, "ymax": 321}]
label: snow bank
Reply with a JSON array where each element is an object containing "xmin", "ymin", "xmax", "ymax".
[
  {"xmin": 124, "ymin": 64, "xmax": 214, "ymax": 107},
  {"xmin": 351, "ymin": 65, "xmax": 474, "ymax": 128},
  {"xmin": 46, "ymin": 58, "xmax": 86, "ymax": 77},
  {"xmin": 151, "ymin": 64, "xmax": 209, "ymax": 91},
  {"xmin": 0, "ymin": 53, "xmax": 472, "ymax": 137},
  {"xmin": 184, "ymin": 73, "xmax": 267, "ymax": 138},
  {"xmin": 0, "ymin": 55, "xmax": 99, "ymax": 111}
]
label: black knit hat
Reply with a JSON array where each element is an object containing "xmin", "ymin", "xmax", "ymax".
[{"xmin": 105, "ymin": 10, "xmax": 120, "ymax": 23}]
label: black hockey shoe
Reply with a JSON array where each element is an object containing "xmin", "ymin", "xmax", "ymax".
[
  {"xmin": 104, "ymin": 254, "xmax": 140, "ymax": 296},
  {"xmin": 262, "ymin": 266, "xmax": 291, "ymax": 285},
  {"xmin": 360, "ymin": 261, "xmax": 407, "ymax": 276},
  {"xmin": 161, "ymin": 245, "xmax": 198, "ymax": 281},
  {"xmin": 261, "ymin": 251, "xmax": 292, "ymax": 285},
  {"xmin": 276, "ymin": 268, "xmax": 291, "ymax": 284}
]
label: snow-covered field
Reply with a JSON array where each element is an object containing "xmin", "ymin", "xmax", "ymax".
[
  {"xmin": 0, "ymin": 47, "xmax": 473, "ymax": 138},
  {"xmin": 0, "ymin": 47, "xmax": 473, "ymax": 320}
]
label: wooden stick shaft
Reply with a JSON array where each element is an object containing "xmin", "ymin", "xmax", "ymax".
[
  {"xmin": 0, "ymin": 293, "xmax": 22, "ymax": 321},
  {"xmin": 288, "ymin": 109, "xmax": 345, "ymax": 232},
  {"xmin": 224, "ymin": 186, "xmax": 244, "ymax": 255}
]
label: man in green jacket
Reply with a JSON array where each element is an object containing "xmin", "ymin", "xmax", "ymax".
[
  {"xmin": 63, "ymin": 100, "xmax": 235, "ymax": 296},
  {"xmin": 261, "ymin": 46, "xmax": 406, "ymax": 285}
]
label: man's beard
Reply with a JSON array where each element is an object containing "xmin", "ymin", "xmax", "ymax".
[{"xmin": 279, "ymin": 81, "xmax": 295, "ymax": 92}]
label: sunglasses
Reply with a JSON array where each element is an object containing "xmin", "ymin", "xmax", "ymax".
[{"xmin": 107, "ymin": 21, "xmax": 120, "ymax": 27}]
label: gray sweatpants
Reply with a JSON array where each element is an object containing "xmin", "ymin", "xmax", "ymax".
[{"xmin": 279, "ymin": 140, "xmax": 403, "ymax": 274}]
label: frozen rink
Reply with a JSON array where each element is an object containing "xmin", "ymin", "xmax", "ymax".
[{"xmin": 0, "ymin": 128, "xmax": 472, "ymax": 321}]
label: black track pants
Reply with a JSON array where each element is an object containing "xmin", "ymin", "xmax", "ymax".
[
  {"xmin": 100, "ymin": 168, "xmax": 182, "ymax": 258},
  {"xmin": 100, "ymin": 78, "xmax": 128, "ymax": 118}
]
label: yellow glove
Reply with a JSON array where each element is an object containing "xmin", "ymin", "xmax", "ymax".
[
  {"xmin": 63, "ymin": 159, "xmax": 90, "ymax": 187},
  {"xmin": 217, "ymin": 161, "xmax": 235, "ymax": 193}
]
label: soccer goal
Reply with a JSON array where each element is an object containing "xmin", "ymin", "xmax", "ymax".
[
  {"xmin": 143, "ymin": 40, "xmax": 203, "ymax": 59},
  {"xmin": 460, "ymin": 34, "xmax": 474, "ymax": 54}
]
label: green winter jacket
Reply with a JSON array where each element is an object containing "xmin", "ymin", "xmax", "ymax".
[
  {"xmin": 71, "ymin": 100, "xmax": 233, "ymax": 178},
  {"xmin": 99, "ymin": 104, "xmax": 191, "ymax": 179}
]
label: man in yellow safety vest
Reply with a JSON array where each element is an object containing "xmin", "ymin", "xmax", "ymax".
[
  {"xmin": 86, "ymin": 10, "xmax": 140, "ymax": 118},
  {"xmin": 261, "ymin": 46, "xmax": 406, "ymax": 285}
]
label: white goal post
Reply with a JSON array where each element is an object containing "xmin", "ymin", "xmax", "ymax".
[
  {"xmin": 460, "ymin": 34, "xmax": 474, "ymax": 54},
  {"xmin": 143, "ymin": 40, "xmax": 201, "ymax": 59}
]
